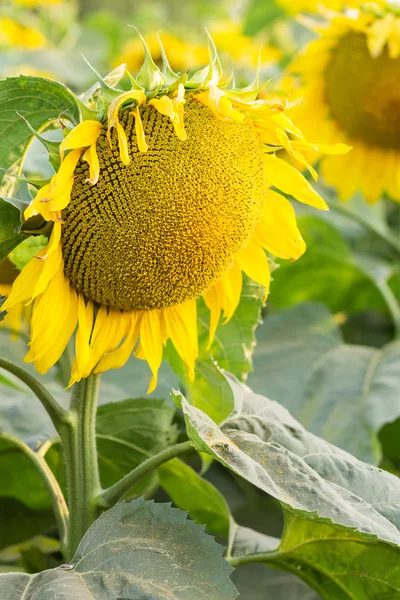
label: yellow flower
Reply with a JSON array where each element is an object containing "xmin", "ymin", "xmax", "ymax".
[
  {"xmin": 0, "ymin": 17, "xmax": 47, "ymax": 50},
  {"xmin": 11, "ymin": 0, "xmax": 63, "ymax": 6},
  {"xmin": 2, "ymin": 39, "xmax": 348, "ymax": 393},
  {"xmin": 0, "ymin": 260, "xmax": 31, "ymax": 337},
  {"xmin": 288, "ymin": 4, "xmax": 400, "ymax": 202},
  {"xmin": 276, "ymin": 0, "xmax": 385, "ymax": 13}
]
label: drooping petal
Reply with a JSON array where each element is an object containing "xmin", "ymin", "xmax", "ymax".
[
  {"xmin": 236, "ymin": 240, "xmax": 270, "ymax": 299},
  {"xmin": 255, "ymin": 190, "xmax": 306, "ymax": 260},
  {"xmin": 263, "ymin": 154, "xmax": 329, "ymax": 210},
  {"xmin": 69, "ymin": 297, "xmax": 94, "ymax": 385},
  {"xmin": 137, "ymin": 310, "xmax": 163, "ymax": 394},
  {"xmin": 131, "ymin": 107, "xmax": 148, "ymax": 153},
  {"xmin": 164, "ymin": 299, "xmax": 198, "ymax": 381},
  {"xmin": 83, "ymin": 142, "xmax": 100, "ymax": 185},
  {"xmin": 203, "ymin": 284, "xmax": 222, "ymax": 350},
  {"xmin": 60, "ymin": 120, "xmax": 102, "ymax": 159},
  {"xmin": 25, "ymin": 263, "xmax": 78, "ymax": 374},
  {"xmin": 95, "ymin": 311, "xmax": 142, "ymax": 373}
]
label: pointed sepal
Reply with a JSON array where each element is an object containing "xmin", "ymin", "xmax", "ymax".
[
  {"xmin": 157, "ymin": 32, "xmax": 180, "ymax": 84},
  {"xmin": 82, "ymin": 55, "xmax": 124, "ymax": 104},
  {"xmin": 129, "ymin": 26, "xmax": 166, "ymax": 91}
]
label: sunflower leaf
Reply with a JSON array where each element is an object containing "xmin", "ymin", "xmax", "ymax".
[
  {"xmin": 0, "ymin": 498, "xmax": 238, "ymax": 600},
  {"xmin": 0, "ymin": 76, "xmax": 82, "ymax": 189},
  {"xmin": 174, "ymin": 374, "xmax": 400, "ymax": 546}
]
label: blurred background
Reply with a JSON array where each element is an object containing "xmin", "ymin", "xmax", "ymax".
[{"xmin": 0, "ymin": 0, "xmax": 300, "ymax": 89}]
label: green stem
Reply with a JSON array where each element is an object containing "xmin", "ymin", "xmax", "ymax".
[
  {"xmin": 376, "ymin": 279, "xmax": 400, "ymax": 340},
  {"xmin": 0, "ymin": 358, "xmax": 71, "ymax": 435},
  {"xmin": 63, "ymin": 374, "xmax": 102, "ymax": 560},
  {"xmin": 330, "ymin": 202, "xmax": 400, "ymax": 255},
  {"xmin": 2, "ymin": 434, "xmax": 69, "ymax": 559},
  {"xmin": 227, "ymin": 551, "xmax": 282, "ymax": 568},
  {"xmin": 96, "ymin": 440, "xmax": 193, "ymax": 510}
]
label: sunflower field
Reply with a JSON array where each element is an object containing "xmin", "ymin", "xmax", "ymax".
[{"xmin": 0, "ymin": 0, "xmax": 399, "ymax": 598}]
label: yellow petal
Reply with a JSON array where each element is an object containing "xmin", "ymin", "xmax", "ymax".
[
  {"xmin": 60, "ymin": 120, "xmax": 102, "ymax": 159},
  {"xmin": 218, "ymin": 261, "xmax": 242, "ymax": 322},
  {"xmin": 255, "ymin": 190, "xmax": 306, "ymax": 260},
  {"xmin": 82, "ymin": 307, "xmax": 128, "ymax": 378},
  {"xmin": 131, "ymin": 107, "xmax": 148, "ymax": 153},
  {"xmin": 138, "ymin": 310, "xmax": 163, "ymax": 394},
  {"xmin": 203, "ymin": 285, "xmax": 222, "ymax": 350},
  {"xmin": 25, "ymin": 264, "xmax": 78, "ymax": 374},
  {"xmin": 83, "ymin": 142, "xmax": 100, "ymax": 185},
  {"xmin": 95, "ymin": 311, "xmax": 142, "ymax": 373},
  {"xmin": 70, "ymin": 297, "xmax": 94, "ymax": 385},
  {"xmin": 149, "ymin": 85, "xmax": 187, "ymax": 141},
  {"xmin": 2, "ymin": 257, "xmax": 43, "ymax": 312},
  {"xmin": 263, "ymin": 154, "xmax": 329, "ymax": 210},
  {"xmin": 236, "ymin": 240, "xmax": 270, "ymax": 297},
  {"xmin": 164, "ymin": 300, "xmax": 198, "ymax": 381},
  {"xmin": 115, "ymin": 122, "xmax": 130, "ymax": 166}
]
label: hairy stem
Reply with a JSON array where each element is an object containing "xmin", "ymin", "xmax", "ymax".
[
  {"xmin": 96, "ymin": 440, "xmax": 193, "ymax": 509},
  {"xmin": 63, "ymin": 374, "xmax": 102, "ymax": 560}
]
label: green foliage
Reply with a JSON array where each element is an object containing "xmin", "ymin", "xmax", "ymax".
[
  {"xmin": 0, "ymin": 498, "xmax": 238, "ymax": 600},
  {"xmin": 0, "ymin": 76, "xmax": 80, "ymax": 187},
  {"xmin": 175, "ymin": 376, "xmax": 400, "ymax": 545},
  {"xmin": 249, "ymin": 303, "xmax": 400, "ymax": 463},
  {"xmin": 159, "ymin": 458, "xmax": 231, "ymax": 537}
]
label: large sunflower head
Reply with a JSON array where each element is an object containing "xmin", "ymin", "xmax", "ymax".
[
  {"xmin": 289, "ymin": 1, "xmax": 400, "ymax": 202},
  {"xmin": 1, "ymin": 31, "xmax": 348, "ymax": 392}
]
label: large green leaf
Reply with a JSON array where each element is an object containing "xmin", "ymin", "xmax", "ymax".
[
  {"xmin": 267, "ymin": 511, "xmax": 400, "ymax": 599},
  {"xmin": 0, "ymin": 498, "xmax": 238, "ymax": 599},
  {"xmin": 0, "ymin": 499, "xmax": 54, "ymax": 551},
  {"xmin": 167, "ymin": 277, "xmax": 264, "ymax": 423},
  {"xmin": 248, "ymin": 303, "xmax": 400, "ymax": 463},
  {"xmin": 96, "ymin": 398, "xmax": 177, "ymax": 493},
  {"xmin": 232, "ymin": 564, "xmax": 320, "ymax": 600},
  {"xmin": 248, "ymin": 302, "xmax": 343, "ymax": 413},
  {"xmin": 174, "ymin": 376, "xmax": 400, "ymax": 547},
  {"xmin": 159, "ymin": 458, "xmax": 231, "ymax": 537},
  {"xmin": 0, "ymin": 435, "xmax": 51, "ymax": 511},
  {"xmin": 0, "ymin": 76, "xmax": 81, "ymax": 187},
  {"xmin": 299, "ymin": 341, "xmax": 400, "ymax": 464}
]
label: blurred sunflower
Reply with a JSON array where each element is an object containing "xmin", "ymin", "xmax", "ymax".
[
  {"xmin": 1, "ymin": 35, "xmax": 348, "ymax": 391},
  {"xmin": 0, "ymin": 260, "xmax": 30, "ymax": 337},
  {"xmin": 0, "ymin": 17, "xmax": 47, "ymax": 50},
  {"xmin": 289, "ymin": 3, "xmax": 400, "ymax": 202},
  {"xmin": 119, "ymin": 23, "xmax": 281, "ymax": 75},
  {"xmin": 276, "ymin": 0, "xmax": 386, "ymax": 13}
]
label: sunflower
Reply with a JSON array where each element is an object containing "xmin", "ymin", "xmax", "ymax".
[
  {"xmin": 0, "ymin": 17, "xmax": 47, "ymax": 50},
  {"xmin": 1, "ymin": 34, "xmax": 348, "ymax": 392},
  {"xmin": 288, "ymin": 2, "xmax": 400, "ymax": 202},
  {"xmin": 276, "ymin": 0, "xmax": 386, "ymax": 14}
]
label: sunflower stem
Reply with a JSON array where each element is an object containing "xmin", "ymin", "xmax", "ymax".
[
  {"xmin": 63, "ymin": 373, "xmax": 102, "ymax": 560},
  {"xmin": 95, "ymin": 440, "xmax": 193, "ymax": 510}
]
